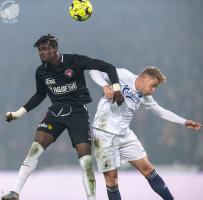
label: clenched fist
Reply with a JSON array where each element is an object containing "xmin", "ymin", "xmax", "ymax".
[
  {"xmin": 5, "ymin": 112, "xmax": 17, "ymax": 122},
  {"xmin": 5, "ymin": 107, "xmax": 27, "ymax": 122}
]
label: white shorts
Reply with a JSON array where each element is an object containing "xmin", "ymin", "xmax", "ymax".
[{"xmin": 92, "ymin": 128, "xmax": 147, "ymax": 172}]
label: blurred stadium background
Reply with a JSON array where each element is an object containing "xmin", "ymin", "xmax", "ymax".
[{"xmin": 0, "ymin": 0, "xmax": 202, "ymax": 199}]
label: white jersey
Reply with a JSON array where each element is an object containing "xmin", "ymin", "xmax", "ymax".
[{"xmin": 90, "ymin": 68, "xmax": 186, "ymax": 135}]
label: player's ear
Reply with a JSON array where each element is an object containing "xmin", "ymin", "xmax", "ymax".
[{"xmin": 140, "ymin": 75, "xmax": 147, "ymax": 82}]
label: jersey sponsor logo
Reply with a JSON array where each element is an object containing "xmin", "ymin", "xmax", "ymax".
[
  {"xmin": 122, "ymin": 85, "xmax": 141, "ymax": 104},
  {"xmin": 45, "ymin": 78, "xmax": 56, "ymax": 85},
  {"xmin": 38, "ymin": 123, "xmax": 53, "ymax": 130},
  {"xmin": 64, "ymin": 68, "xmax": 74, "ymax": 78},
  {"xmin": 48, "ymin": 81, "xmax": 77, "ymax": 94}
]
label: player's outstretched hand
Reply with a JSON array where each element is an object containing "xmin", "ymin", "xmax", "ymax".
[
  {"xmin": 5, "ymin": 112, "xmax": 16, "ymax": 122},
  {"xmin": 113, "ymin": 91, "xmax": 124, "ymax": 106},
  {"xmin": 185, "ymin": 120, "xmax": 202, "ymax": 131}
]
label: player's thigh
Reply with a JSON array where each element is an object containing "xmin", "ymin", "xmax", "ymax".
[
  {"xmin": 92, "ymin": 128, "xmax": 119, "ymax": 173},
  {"xmin": 129, "ymin": 156, "xmax": 155, "ymax": 177},
  {"xmin": 119, "ymin": 130, "xmax": 147, "ymax": 163},
  {"xmin": 34, "ymin": 131, "xmax": 54, "ymax": 149},
  {"xmin": 35, "ymin": 114, "xmax": 65, "ymax": 149},
  {"xmin": 67, "ymin": 108, "xmax": 91, "ymax": 148}
]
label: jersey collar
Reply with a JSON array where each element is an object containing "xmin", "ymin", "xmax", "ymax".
[{"xmin": 44, "ymin": 53, "xmax": 63, "ymax": 68}]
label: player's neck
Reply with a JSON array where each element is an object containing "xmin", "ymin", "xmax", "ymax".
[
  {"xmin": 49, "ymin": 52, "xmax": 61, "ymax": 66},
  {"xmin": 135, "ymin": 77, "xmax": 141, "ymax": 92}
]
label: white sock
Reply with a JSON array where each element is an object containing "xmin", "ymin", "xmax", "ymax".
[
  {"xmin": 13, "ymin": 142, "xmax": 44, "ymax": 194},
  {"xmin": 79, "ymin": 155, "xmax": 96, "ymax": 200}
]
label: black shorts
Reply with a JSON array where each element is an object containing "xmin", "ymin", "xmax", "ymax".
[{"xmin": 37, "ymin": 104, "xmax": 91, "ymax": 147}]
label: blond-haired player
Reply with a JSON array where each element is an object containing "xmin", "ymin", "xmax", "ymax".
[{"xmin": 89, "ymin": 66, "xmax": 201, "ymax": 200}]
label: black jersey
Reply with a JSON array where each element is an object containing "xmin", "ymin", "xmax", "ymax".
[{"xmin": 24, "ymin": 54, "xmax": 119, "ymax": 111}]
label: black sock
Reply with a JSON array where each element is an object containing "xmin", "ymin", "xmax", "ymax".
[
  {"xmin": 106, "ymin": 185, "xmax": 121, "ymax": 200},
  {"xmin": 146, "ymin": 170, "xmax": 174, "ymax": 200}
]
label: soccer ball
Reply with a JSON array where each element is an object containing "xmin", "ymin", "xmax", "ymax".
[{"xmin": 69, "ymin": 0, "xmax": 93, "ymax": 21}]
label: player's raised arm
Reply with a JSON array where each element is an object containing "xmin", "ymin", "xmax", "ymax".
[
  {"xmin": 89, "ymin": 69, "xmax": 123, "ymax": 104},
  {"xmin": 86, "ymin": 60, "xmax": 124, "ymax": 106},
  {"xmin": 89, "ymin": 70, "xmax": 113, "ymax": 99},
  {"xmin": 76, "ymin": 55, "xmax": 119, "ymax": 83}
]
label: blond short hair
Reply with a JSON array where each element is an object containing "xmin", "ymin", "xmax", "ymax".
[{"xmin": 140, "ymin": 66, "xmax": 166, "ymax": 84}]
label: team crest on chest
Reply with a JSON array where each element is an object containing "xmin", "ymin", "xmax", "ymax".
[{"xmin": 64, "ymin": 69, "xmax": 74, "ymax": 78}]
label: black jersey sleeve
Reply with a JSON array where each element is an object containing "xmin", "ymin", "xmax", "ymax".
[
  {"xmin": 23, "ymin": 70, "xmax": 47, "ymax": 112},
  {"xmin": 74, "ymin": 55, "xmax": 119, "ymax": 84}
]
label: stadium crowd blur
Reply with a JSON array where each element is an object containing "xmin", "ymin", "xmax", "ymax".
[{"xmin": 0, "ymin": 0, "xmax": 202, "ymax": 170}]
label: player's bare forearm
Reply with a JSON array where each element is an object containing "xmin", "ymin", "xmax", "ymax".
[{"xmin": 185, "ymin": 120, "xmax": 202, "ymax": 131}]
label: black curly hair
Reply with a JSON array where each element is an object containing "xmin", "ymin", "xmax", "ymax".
[{"xmin": 33, "ymin": 33, "xmax": 58, "ymax": 49}]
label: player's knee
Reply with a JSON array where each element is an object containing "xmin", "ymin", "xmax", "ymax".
[
  {"xmin": 34, "ymin": 131, "xmax": 55, "ymax": 149},
  {"xmin": 27, "ymin": 142, "xmax": 44, "ymax": 157},
  {"xmin": 79, "ymin": 155, "xmax": 92, "ymax": 171},
  {"xmin": 104, "ymin": 171, "xmax": 118, "ymax": 186},
  {"xmin": 79, "ymin": 155, "xmax": 95, "ymax": 179},
  {"xmin": 76, "ymin": 143, "xmax": 91, "ymax": 158},
  {"xmin": 141, "ymin": 163, "xmax": 154, "ymax": 176},
  {"xmin": 23, "ymin": 142, "xmax": 44, "ymax": 169}
]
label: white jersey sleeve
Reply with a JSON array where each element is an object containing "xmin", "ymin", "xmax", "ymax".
[
  {"xmin": 89, "ymin": 68, "xmax": 136, "ymax": 87},
  {"xmin": 89, "ymin": 70, "xmax": 110, "ymax": 87},
  {"xmin": 142, "ymin": 95, "xmax": 186, "ymax": 125}
]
